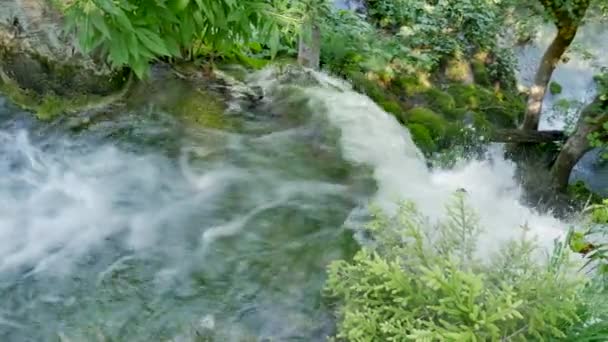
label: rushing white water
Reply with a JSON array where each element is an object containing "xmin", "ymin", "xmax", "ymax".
[{"xmin": 254, "ymin": 68, "xmax": 567, "ymax": 256}]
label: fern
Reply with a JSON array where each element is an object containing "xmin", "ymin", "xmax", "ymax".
[{"xmin": 326, "ymin": 193, "xmax": 593, "ymax": 341}]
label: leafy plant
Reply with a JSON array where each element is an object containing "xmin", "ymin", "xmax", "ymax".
[
  {"xmin": 326, "ymin": 193, "xmax": 591, "ymax": 341},
  {"xmin": 62, "ymin": 0, "xmax": 286, "ymax": 78}
]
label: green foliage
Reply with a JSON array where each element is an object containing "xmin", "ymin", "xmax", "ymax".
[
  {"xmin": 321, "ymin": 0, "xmax": 510, "ymax": 82},
  {"xmin": 471, "ymin": 59, "xmax": 492, "ymax": 87},
  {"xmin": 377, "ymin": 99, "xmax": 402, "ymax": 116},
  {"xmin": 326, "ymin": 193, "xmax": 589, "ymax": 341},
  {"xmin": 391, "ymin": 76, "xmax": 428, "ymax": 95},
  {"xmin": 404, "ymin": 107, "xmax": 447, "ymax": 137},
  {"xmin": 407, "ymin": 123, "xmax": 436, "ymax": 155},
  {"xmin": 550, "ymin": 81, "xmax": 564, "ymax": 95},
  {"xmin": 445, "ymin": 56, "xmax": 472, "ymax": 83},
  {"xmin": 446, "ymin": 84, "xmax": 522, "ymax": 127},
  {"xmin": 63, "ymin": 0, "xmax": 285, "ymax": 78},
  {"xmin": 423, "ymin": 88, "xmax": 456, "ymax": 115}
]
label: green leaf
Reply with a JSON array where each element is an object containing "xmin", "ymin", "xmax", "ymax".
[
  {"xmin": 90, "ymin": 12, "xmax": 111, "ymax": 39},
  {"xmin": 136, "ymin": 29, "xmax": 170, "ymax": 56}
]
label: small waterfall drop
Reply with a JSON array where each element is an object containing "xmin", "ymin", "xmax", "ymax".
[{"xmin": 253, "ymin": 67, "xmax": 567, "ymax": 255}]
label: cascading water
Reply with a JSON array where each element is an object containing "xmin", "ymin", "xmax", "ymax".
[{"xmin": 0, "ymin": 67, "xmax": 568, "ymax": 341}]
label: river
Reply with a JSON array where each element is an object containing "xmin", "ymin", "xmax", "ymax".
[{"xmin": 0, "ymin": 67, "xmax": 567, "ymax": 341}]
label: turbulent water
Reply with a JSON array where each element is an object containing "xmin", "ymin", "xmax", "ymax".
[{"xmin": 0, "ymin": 68, "xmax": 567, "ymax": 341}]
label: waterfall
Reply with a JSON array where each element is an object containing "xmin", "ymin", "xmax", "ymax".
[{"xmin": 252, "ymin": 67, "xmax": 567, "ymax": 256}]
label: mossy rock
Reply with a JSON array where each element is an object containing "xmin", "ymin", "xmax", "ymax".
[
  {"xmin": 0, "ymin": 70, "xmax": 126, "ymax": 121},
  {"xmin": 446, "ymin": 84, "xmax": 490, "ymax": 109},
  {"xmin": 349, "ymin": 72, "xmax": 389, "ymax": 103},
  {"xmin": 0, "ymin": 50, "xmax": 125, "ymax": 98},
  {"xmin": 549, "ymin": 81, "xmax": 563, "ymax": 95},
  {"xmin": 378, "ymin": 99, "xmax": 403, "ymax": 116},
  {"xmin": 407, "ymin": 123, "xmax": 436, "ymax": 154},
  {"xmin": 471, "ymin": 60, "xmax": 491, "ymax": 87},
  {"xmin": 446, "ymin": 84, "xmax": 522, "ymax": 128},
  {"xmin": 172, "ymin": 89, "xmax": 232, "ymax": 129},
  {"xmin": 404, "ymin": 107, "xmax": 447, "ymax": 138},
  {"xmin": 423, "ymin": 88, "xmax": 456, "ymax": 114},
  {"xmin": 444, "ymin": 57, "xmax": 473, "ymax": 84},
  {"xmin": 391, "ymin": 75, "xmax": 428, "ymax": 95}
]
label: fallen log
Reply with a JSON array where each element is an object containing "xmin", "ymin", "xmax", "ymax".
[{"xmin": 489, "ymin": 129, "xmax": 567, "ymax": 143}]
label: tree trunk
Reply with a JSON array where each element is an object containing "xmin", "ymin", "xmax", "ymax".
[
  {"xmin": 297, "ymin": 19, "xmax": 321, "ymax": 70},
  {"xmin": 491, "ymin": 129, "xmax": 566, "ymax": 143},
  {"xmin": 521, "ymin": 27, "xmax": 578, "ymax": 131},
  {"xmin": 521, "ymin": 0, "xmax": 591, "ymax": 130},
  {"xmin": 551, "ymin": 99, "xmax": 607, "ymax": 192}
]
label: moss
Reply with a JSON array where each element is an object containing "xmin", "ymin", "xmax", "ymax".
[
  {"xmin": 472, "ymin": 112, "xmax": 492, "ymax": 134},
  {"xmin": 404, "ymin": 107, "xmax": 447, "ymax": 138},
  {"xmin": 350, "ymin": 72, "xmax": 387, "ymax": 102},
  {"xmin": 549, "ymin": 81, "xmax": 563, "ymax": 95},
  {"xmin": 445, "ymin": 84, "xmax": 523, "ymax": 128},
  {"xmin": 444, "ymin": 107, "xmax": 467, "ymax": 120},
  {"xmin": 1, "ymin": 64, "xmax": 130, "ymax": 121},
  {"xmin": 378, "ymin": 99, "xmax": 403, "ymax": 116},
  {"xmin": 172, "ymin": 89, "xmax": 232, "ymax": 129},
  {"xmin": 471, "ymin": 60, "xmax": 491, "ymax": 87},
  {"xmin": 568, "ymin": 180, "xmax": 603, "ymax": 204},
  {"xmin": 446, "ymin": 84, "xmax": 488, "ymax": 109},
  {"xmin": 391, "ymin": 75, "xmax": 428, "ymax": 95},
  {"xmin": 423, "ymin": 88, "xmax": 456, "ymax": 114},
  {"xmin": 407, "ymin": 123, "xmax": 436, "ymax": 154},
  {"xmin": 445, "ymin": 57, "xmax": 472, "ymax": 83}
]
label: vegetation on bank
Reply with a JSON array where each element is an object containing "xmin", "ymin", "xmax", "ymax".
[{"xmin": 325, "ymin": 193, "xmax": 608, "ymax": 341}]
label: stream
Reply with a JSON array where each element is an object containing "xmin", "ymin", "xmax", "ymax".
[{"xmin": 0, "ymin": 68, "xmax": 567, "ymax": 341}]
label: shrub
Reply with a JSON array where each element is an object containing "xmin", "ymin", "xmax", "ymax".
[{"xmin": 326, "ymin": 193, "xmax": 591, "ymax": 341}]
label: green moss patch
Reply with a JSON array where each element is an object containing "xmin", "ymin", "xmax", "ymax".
[
  {"xmin": 407, "ymin": 123, "xmax": 436, "ymax": 154},
  {"xmin": 444, "ymin": 57, "xmax": 473, "ymax": 83},
  {"xmin": 0, "ymin": 71, "xmax": 110, "ymax": 121},
  {"xmin": 471, "ymin": 60, "xmax": 491, "ymax": 87},
  {"xmin": 171, "ymin": 88, "xmax": 232, "ymax": 129},
  {"xmin": 404, "ymin": 107, "xmax": 447, "ymax": 137},
  {"xmin": 549, "ymin": 81, "xmax": 563, "ymax": 95},
  {"xmin": 391, "ymin": 75, "xmax": 428, "ymax": 95},
  {"xmin": 422, "ymin": 88, "xmax": 456, "ymax": 114}
]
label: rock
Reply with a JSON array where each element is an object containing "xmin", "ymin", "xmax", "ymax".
[
  {"xmin": 0, "ymin": 0, "xmax": 127, "ymax": 119},
  {"xmin": 570, "ymin": 148, "xmax": 608, "ymax": 197}
]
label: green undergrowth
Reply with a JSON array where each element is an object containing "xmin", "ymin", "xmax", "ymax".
[
  {"xmin": 325, "ymin": 192, "xmax": 608, "ymax": 341},
  {"xmin": 347, "ymin": 70, "xmax": 524, "ymax": 156}
]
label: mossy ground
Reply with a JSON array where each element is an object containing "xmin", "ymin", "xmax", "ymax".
[
  {"xmin": 347, "ymin": 63, "xmax": 525, "ymax": 156},
  {"xmin": 0, "ymin": 71, "xmax": 109, "ymax": 120}
]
